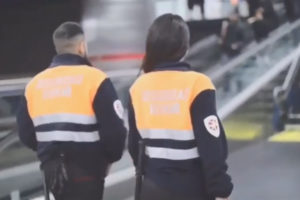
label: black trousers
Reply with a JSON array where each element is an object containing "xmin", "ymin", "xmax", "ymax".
[
  {"xmin": 140, "ymin": 178, "xmax": 210, "ymax": 200},
  {"xmin": 42, "ymin": 160, "xmax": 104, "ymax": 200}
]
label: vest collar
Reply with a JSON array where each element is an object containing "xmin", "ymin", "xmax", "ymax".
[
  {"xmin": 153, "ymin": 62, "xmax": 191, "ymax": 72},
  {"xmin": 50, "ymin": 54, "xmax": 92, "ymax": 68}
]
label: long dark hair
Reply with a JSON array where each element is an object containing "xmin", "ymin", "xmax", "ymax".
[{"xmin": 142, "ymin": 14, "xmax": 190, "ymax": 73}]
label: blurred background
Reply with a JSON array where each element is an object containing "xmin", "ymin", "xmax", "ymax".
[{"xmin": 0, "ymin": 0, "xmax": 300, "ymax": 199}]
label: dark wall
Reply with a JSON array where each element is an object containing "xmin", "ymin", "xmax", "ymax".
[
  {"xmin": 0, "ymin": 0, "xmax": 82, "ymax": 78},
  {"xmin": 188, "ymin": 19, "xmax": 223, "ymax": 45}
]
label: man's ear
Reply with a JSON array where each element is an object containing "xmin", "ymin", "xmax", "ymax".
[{"xmin": 79, "ymin": 40, "xmax": 87, "ymax": 56}]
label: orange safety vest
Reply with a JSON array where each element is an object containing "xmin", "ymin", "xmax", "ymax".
[
  {"xmin": 130, "ymin": 71, "xmax": 215, "ymax": 160},
  {"xmin": 25, "ymin": 65, "xmax": 107, "ymax": 142}
]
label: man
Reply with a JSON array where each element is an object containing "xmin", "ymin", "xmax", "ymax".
[
  {"xmin": 17, "ymin": 22, "xmax": 127, "ymax": 200},
  {"xmin": 220, "ymin": 13, "xmax": 248, "ymax": 57}
]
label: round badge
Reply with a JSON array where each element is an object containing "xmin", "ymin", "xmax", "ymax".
[
  {"xmin": 203, "ymin": 115, "xmax": 220, "ymax": 138},
  {"xmin": 113, "ymin": 100, "xmax": 124, "ymax": 119}
]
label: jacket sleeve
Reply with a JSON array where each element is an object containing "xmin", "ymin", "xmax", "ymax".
[
  {"xmin": 190, "ymin": 89, "xmax": 233, "ymax": 198},
  {"xmin": 93, "ymin": 78, "xmax": 127, "ymax": 163},
  {"xmin": 127, "ymin": 97, "xmax": 142, "ymax": 166},
  {"xmin": 17, "ymin": 96, "xmax": 37, "ymax": 151}
]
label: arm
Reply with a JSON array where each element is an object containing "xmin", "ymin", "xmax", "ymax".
[
  {"xmin": 93, "ymin": 78, "xmax": 127, "ymax": 163},
  {"xmin": 16, "ymin": 96, "xmax": 37, "ymax": 151},
  {"xmin": 127, "ymin": 97, "xmax": 142, "ymax": 166},
  {"xmin": 190, "ymin": 90, "xmax": 233, "ymax": 198}
]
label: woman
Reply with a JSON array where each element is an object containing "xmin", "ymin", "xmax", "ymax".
[{"xmin": 128, "ymin": 14, "xmax": 233, "ymax": 200}]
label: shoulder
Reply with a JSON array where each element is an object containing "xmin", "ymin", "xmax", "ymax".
[
  {"xmin": 177, "ymin": 71, "xmax": 214, "ymax": 89},
  {"xmin": 190, "ymin": 72, "xmax": 214, "ymax": 88},
  {"xmin": 25, "ymin": 69, "xmax": 49, "ymax": 93},
  {"xmin": 186, "ymin": 72, "xmax": 215, "ymax": 99},
  {"xmin": 76, "ymin": 66, "xmax": 108, "ymax": 87},
  {"xmin": 130, "ymin": 73, "xmax": 153, "ymax": 92},
  {"xmin": 79, "ymin": 66, "xmax": 107, "ymax": 79}
]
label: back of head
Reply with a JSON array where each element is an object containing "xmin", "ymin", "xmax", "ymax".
[
  {"xmin": 53, "ymin": 22, "xmax": 85, "ymax": 55},
  {"xmin": 142, "ymin": 14, "xmax": 190, "ymax": 73}
]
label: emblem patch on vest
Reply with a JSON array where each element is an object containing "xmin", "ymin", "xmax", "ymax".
[
  {"xmin": 203, "ymin": 115, "xmax": 220, "ymax": 138},
  {"xmin": 114, "ymin": 100, "xmax": 124, "ymax": 119}
]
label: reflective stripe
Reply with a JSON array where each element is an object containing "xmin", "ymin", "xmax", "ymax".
[
  {"xmin": 145, "ymin": 146, "xmax": 199, "ymax": 160},
  {"xmin": 33, "ymin": 114, "xmax": 97, "ymax": 126},
  {"xmin": 36, "ymin": 131, "xmax": 100, "ymax": 142},
  {"xmin": 139, "ymin": 129, "xmax": 195, "ymax": 141}
]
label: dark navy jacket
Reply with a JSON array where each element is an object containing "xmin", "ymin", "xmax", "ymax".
[
  {"xmin": 128, "ymin": 62, "xmax": 233, "ymax": 199},
  {"xmin": 17, "ymin": 54, "xmax": 127, "ymax": 178}
]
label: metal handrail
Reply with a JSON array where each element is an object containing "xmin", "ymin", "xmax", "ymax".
[
  {"xmin": 207, "ymin": 19, "xmax": 300, "ymax": 82},
  {"xmin": 273, "ymin": 55, "xmax": 300, "ymax": 104},
  {"xmin": 272, "ymin": 48, "xmax": 300, "ymax": 120},
  {"xmin": 273, "ymin": 55, "xmax": 300, "ymax": 100},
  {"xmin": 219, "ymin": 45, "xmax": 300, "ymax": 119}
]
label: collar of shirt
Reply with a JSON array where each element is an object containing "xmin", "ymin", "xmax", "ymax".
[
  {"xmin": 49, "ymin": 54, "xmax": 92, "ymax": 68},
  {"xmin": 153, "ymin": 61, "xmax": 191, "ymax": 72}
]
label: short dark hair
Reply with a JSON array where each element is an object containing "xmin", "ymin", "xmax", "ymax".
[
  {"xmin": 142, "ymin": 14, "xmax": 190, "ymax": 73},
  {"xmin": 53, "ymin": 22, "xmax": 84, "ymax": 54}
]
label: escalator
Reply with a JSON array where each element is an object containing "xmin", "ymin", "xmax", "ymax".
[
  {"xmin": 185, "ymin": 18, "xmax": 297, "ymax": 74},
  {"xmin": 1, "ymin": 17, "xmax": 300, "ymax": 200}
]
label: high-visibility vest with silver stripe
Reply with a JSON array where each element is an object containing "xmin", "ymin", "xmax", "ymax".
[
  {"xmin": 130, "ymin": 71, "xmax": 215, "ymax": 161},
  {"xmin": 25, "ymin": 65, "xmax": 106, "ymax": 143}
]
